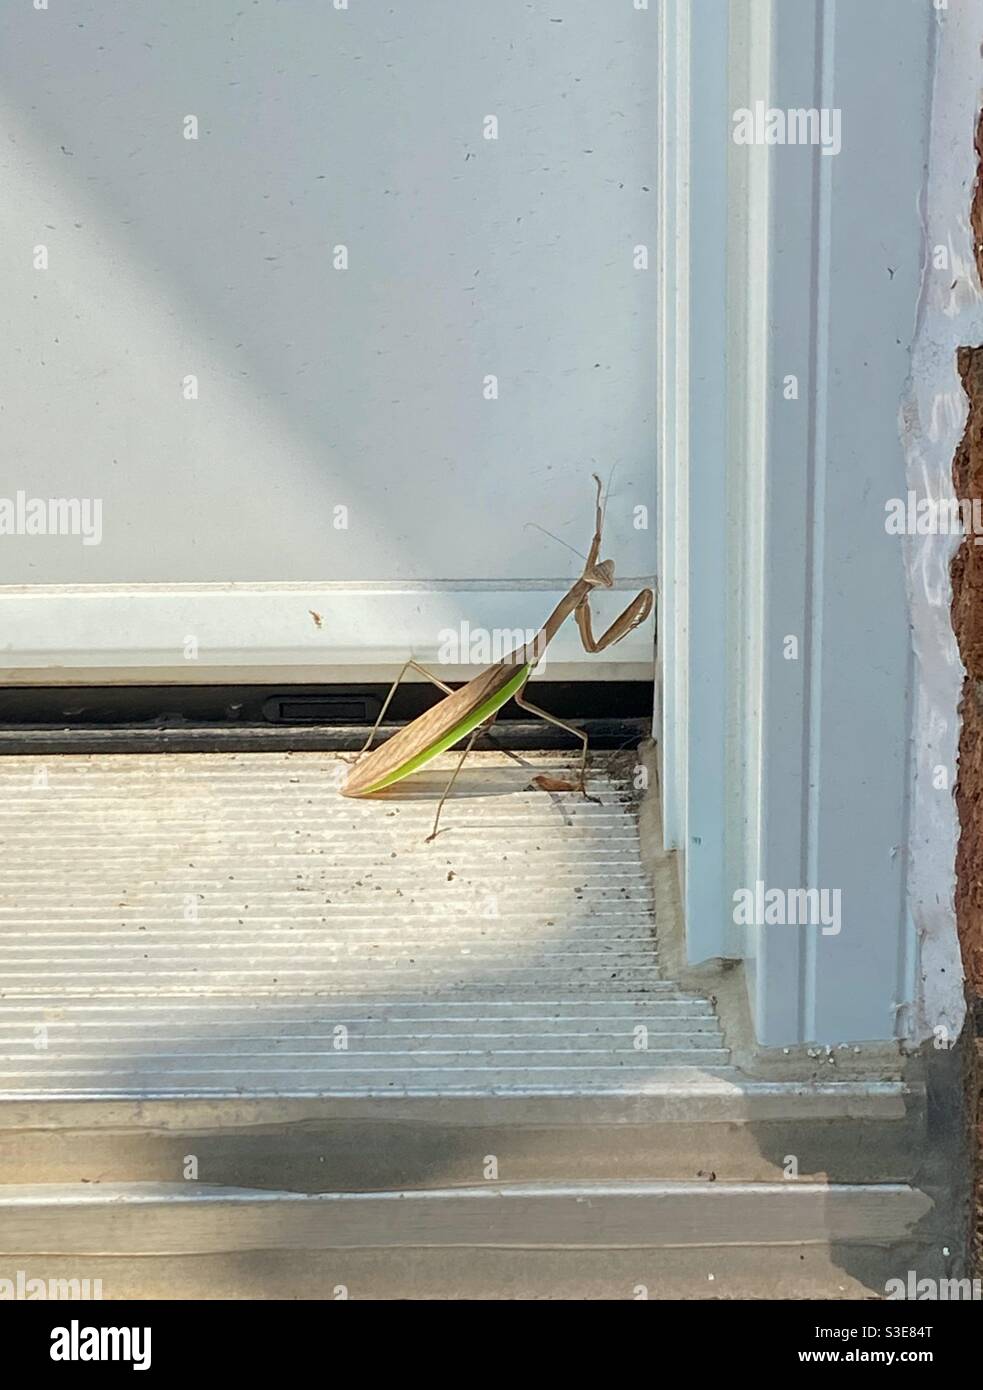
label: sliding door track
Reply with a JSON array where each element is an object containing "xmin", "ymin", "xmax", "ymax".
[{"xmin": 0, "ymin": 683, "xmax": 652, "ymax": 755}]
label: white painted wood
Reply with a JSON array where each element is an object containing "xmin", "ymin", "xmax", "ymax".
[
  {"xmin": 900, "ymin": 3, "xmax": 981, "ymax": 1046},
  {"xmin": 0, "ymin": 1, "xmax": 657, "ymax": 678}
]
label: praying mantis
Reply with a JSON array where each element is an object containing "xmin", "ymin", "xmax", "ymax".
[{"xmin": 341, "ymin": 475, "xmax": 655, "ymax": 840}]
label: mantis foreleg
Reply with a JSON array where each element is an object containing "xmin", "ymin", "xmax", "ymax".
[
  {"xmin": 575, "ymin": 587, "xmax": 654, "ymax": 654},
  {"xmin": 513, "ymin": 588, "xmax": 653, "ymax": 797}
]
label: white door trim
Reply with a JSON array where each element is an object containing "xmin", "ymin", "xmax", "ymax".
[
  {"xmin": 660, "ymin": 0, "xmax": 949, "ymax": 1045},
  {"xmin": 0, "ymin": 581, "xmax": 656, "ymax": 685}
]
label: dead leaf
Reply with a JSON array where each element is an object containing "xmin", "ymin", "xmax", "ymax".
[{"xmin": 531, "ymin": 774, "xmax": 579, "ymax": 793}]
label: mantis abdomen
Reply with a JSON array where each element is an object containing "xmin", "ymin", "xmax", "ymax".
[{"xmin": 341, "ymin": 661, "xmax": 532, "ymax": 797}]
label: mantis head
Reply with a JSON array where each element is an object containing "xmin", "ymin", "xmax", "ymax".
[{"xmin": 587, "ymin": 557, "xmax": 615, "ymax": 588}]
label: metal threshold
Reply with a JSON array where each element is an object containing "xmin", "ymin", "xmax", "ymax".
[{"xmin": 0, "ymin": 749, "xmax": 733, "ymax": 1098}]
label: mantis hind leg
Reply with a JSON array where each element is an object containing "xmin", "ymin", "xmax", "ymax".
[
  {"xmin": 425, "ymin": 713, "xmax": 499, "ymax": 843},
  {"xmin": 342, "ymin": 659, "xmax": 456, "ymax": 766},
  {"xmin": 512, "ymin": 685, "xmax": 591, "ymax": 797}
]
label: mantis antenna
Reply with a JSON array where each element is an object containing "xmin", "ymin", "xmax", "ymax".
[
  {"xmin": 522, "ymin": 521, "xmax": 588, "ymax": 563},
  {"xmin": 523, "ymin": 466, "xmax": 617, "ymax": 563}
]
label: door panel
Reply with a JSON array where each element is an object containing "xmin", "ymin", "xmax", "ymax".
[{"xmin": 0, "ymin": 0, "xmax": 656, "ymax": 680}]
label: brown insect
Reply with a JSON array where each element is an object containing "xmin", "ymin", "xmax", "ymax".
[{"xmin": 341, "ymin": 475, "xmax": 655, "ymax": 839}]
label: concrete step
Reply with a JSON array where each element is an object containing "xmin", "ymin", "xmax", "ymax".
[
  {"xmin": 0, "ymin": 1079, "xmax": 926, "ymax": 1190},
  {"xmin": 0, "ymin": 1179, "xmax": 934, "ymax": 1300},
  {"xmin": 0, "ymin": 1245, "xmax": 922, "ymax": 1301}
]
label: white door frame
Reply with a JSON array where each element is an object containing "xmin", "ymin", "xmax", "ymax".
[{"xmin": 657, "ymin": 0, "xmax": 966, "ymax": 1046}]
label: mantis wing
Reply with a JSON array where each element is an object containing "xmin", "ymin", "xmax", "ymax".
[{"xmin": 342, "ymin": 661, "xmax": 532, "ymax": 796}]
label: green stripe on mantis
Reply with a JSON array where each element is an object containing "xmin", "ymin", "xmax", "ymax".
[{"xmin": 359, "ymin": 663, "xmax": 533, "ymax": 794}]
